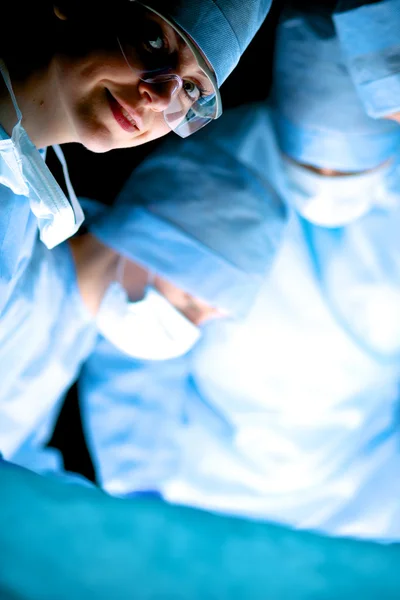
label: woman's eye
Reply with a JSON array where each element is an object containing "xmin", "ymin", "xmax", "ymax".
[
  {"xmin": 148, "ymin": 37, "xmax": 164, "ymax": 50},
  {"xmin": 142, "ymin": 22, "xmax": 168, "ymax": 54},
  {"xmin": 183, "ymin": 81, "xmax": 201, "ymax": 103}
]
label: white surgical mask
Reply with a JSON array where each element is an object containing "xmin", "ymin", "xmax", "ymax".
[
  {"xmin": 97, "ymin": 266, "xmax": 201, "ymax": 360},
  {"xmin": 0, "ymin": 61, "xmax": 84, "ymax": 248},
  {"xmin": 283, "ymin": 158, "xmax": 398, "ymax": 227}
]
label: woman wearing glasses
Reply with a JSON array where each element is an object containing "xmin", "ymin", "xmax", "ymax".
[{"xmin": 0, "ymin": 0, "xmax": 270, "ymax": 311}]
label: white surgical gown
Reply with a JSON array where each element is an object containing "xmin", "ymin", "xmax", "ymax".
[
  {"xmin": 163, "ymin": 207, "xmax": 400, "ymax": 541},
  {"xmin": 0, "ymin": 125, "xmax": 38, "ymax": 315},
  {"xmin": 0, "ymin": 238, "xmax": 97, "ymax": 469}
]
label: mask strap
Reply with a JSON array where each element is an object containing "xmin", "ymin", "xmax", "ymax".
[
  {"xmin": 52, "ymin": 144, "xmax": 85, "ymax": 227},
  {"xmin": 0, "ymin": 60, "xmax": 22, "ymax": 122}
]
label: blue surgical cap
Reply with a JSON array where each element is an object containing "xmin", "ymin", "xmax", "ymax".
[
  {"xmin": 144, "ymin": 0, "xmax": 272, "ymax": 85},
  {"xmin": 334, "ymin": 0, "xmax": 400, "ymax": 118},
  {"xmin": 91, "ymin": 137, "xmax": 285, "ymax": 317},
  {"xmin": 271, "ymin": 9, "xmax": 400, "ymax": 172}
]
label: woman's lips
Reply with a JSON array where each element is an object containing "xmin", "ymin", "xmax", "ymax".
[{"xmin": 107, "ymin": 90, "xmax": 139, "ymax": 134}]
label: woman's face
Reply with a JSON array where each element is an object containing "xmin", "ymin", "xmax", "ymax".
[{"xmin": 50, "ymin": 3, "xmax": 214, "ymax": 152}]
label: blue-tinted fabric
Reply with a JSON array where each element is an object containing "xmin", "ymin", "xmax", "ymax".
[
  {"xmin": 146, "ymin": 0, "xmax": 272, "ymax": 85},
  {"xmin": 80, "ymin": 338, "xmax": 190, "ymax": 495},
  {"xmin": 160, "ymin": 207, "xmax": 400, "ymax": 542},
  {"xmin": 0, "ymin": 240, "xmax": 97, "ymax": 468},
  {"xmin": 302, "ymin": 191, "xmax": 400, "ymax": 361},
  {"xmin": 0, "ymin": 125, "xmax": 39, "ymax": 315},
  {"xmin": 271, "ymin": 9, "xmax": 400, "ymax": 171},
  {"xmin": 81, "ymin": 105, "xmax": 400, "ymax": 542},
  {"xmin": 334, "ymin": 0, "xmax": 400, "ymax": 118},
  {"xmin": 91, "ymin": 113, "xmax": 286, "ymax": 317},
  {"xmin": 2, "ymin": 459, "xmax": 400, "ymax": 600},
  {"xmin": 0, "ymin": 115, "xmax": 93, "ymax": 472}
]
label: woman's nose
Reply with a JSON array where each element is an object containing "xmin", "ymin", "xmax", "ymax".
[{"xmin": 138, "ymin": 77, "xmax": 181, "ymax": 112}]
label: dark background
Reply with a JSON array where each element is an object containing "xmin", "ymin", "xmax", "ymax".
[{"xmin": 48, "ymin": 4, "xmax": 281, "ymax": 482}]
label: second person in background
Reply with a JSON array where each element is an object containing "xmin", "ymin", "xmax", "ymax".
[{"xmin": 0, "ymin": 138, "xmax": 285, "ymax": 473}]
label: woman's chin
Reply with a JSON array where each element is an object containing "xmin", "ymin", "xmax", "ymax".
[
  {"xmin": 74, "ymin": 117, "xmax": 172, "ymax": 153},
  {"xmin": 77, "ymin": 128, "xmax": 138, "ymax": 153},
  {"xmin": 78, "ymin": 130, "xmax": 118, "ymax": 154}
]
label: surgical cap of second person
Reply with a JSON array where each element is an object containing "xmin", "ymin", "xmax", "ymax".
[
  {"xmin": 90, "ymin": 136, "xmax": 286, "ymax": 318},
  {"xmin": 270, "ymin": 10, "xmax": 400, "ymax": 172}
]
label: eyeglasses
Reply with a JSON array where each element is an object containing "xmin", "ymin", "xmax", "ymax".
[{"xmin": 116, "ymin": 1, "xmax": 222, "ymax": 137}]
